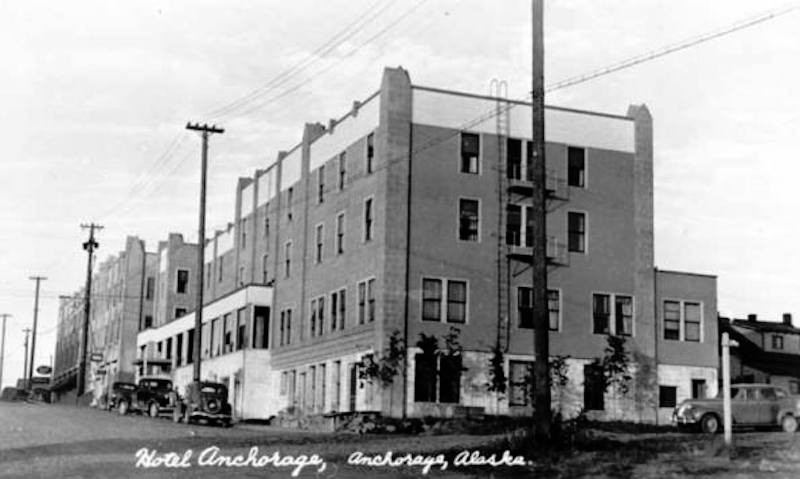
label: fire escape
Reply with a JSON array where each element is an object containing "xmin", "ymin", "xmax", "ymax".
[{"xmin": 493, "ymin": 82, "xmax": 569, "ymax": 352}]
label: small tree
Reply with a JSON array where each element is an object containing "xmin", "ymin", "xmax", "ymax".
[
  {"xmin": 587, "ymin": 335, "xmax": 633, "ymax": 418},
  {"xmin": 487, "ymin": 343, "xmax": 507, "ymax": 394},
  {"xmin": 549, "ymin": 355, "xmax": 571, "ymax": 416},
  {"xmin": 359, "ymin": 330, "xmax": 406, "ymax": 412}
]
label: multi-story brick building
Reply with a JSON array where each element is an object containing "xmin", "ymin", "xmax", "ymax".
[
  {"xmin": 136, "ymin": 67, "xmax": 718, "ymax": 423},
  {"xmin": 51, "ymin": 291, "xmax": 84, "ymax": 397},
  {"xmin": 720, "ymin": 314, "xmax": 800, "ymax": 395}
]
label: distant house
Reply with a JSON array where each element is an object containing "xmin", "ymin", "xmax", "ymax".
[{"xmin": 719, "ymin": 314, "xmax": 800, "ymax": 394}]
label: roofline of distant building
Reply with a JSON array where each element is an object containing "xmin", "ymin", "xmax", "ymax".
[{"xmin": 655, "ymin": 268, "xmax": 717, "ymax": 279}]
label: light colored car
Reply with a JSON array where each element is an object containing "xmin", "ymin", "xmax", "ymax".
[{"xmin": 673, "ymin": 383, "xmax": 800, "ymax": 433}]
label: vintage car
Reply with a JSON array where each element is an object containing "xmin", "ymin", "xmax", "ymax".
[
  {"xmin": 173, "ymin": 381, "xmax": 232, "ymax": 427},
  {"xmin": 106, "ymin": 381, "xmax": 137, "ymax": 411},
  {"xmin": 673, "ymin": 383, "xmax": 800, "ymax": 433},
  {"xmin": 116, "ymin": 377, "xmax": 176, "ymax": 417}
]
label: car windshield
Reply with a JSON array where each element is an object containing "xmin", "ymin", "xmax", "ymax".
[
  {"xmin": 142, "ymin": 379, "xmax": 172, "ymax": 389},
  {"xmin": 116, "ymin": 383, "xmax": 136, "ymax": 391},
  {"xmin": 200, "ymin": 385, "xmax": 223, "ymax": 394}
]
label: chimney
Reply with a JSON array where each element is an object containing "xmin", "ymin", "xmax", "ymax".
[
  {"xmin": 747, "ymin": 314, "xmax": 757, "ymax": 323},
  {"xmin": 783, "ymin": 313, "xmax": 793, "ymax": 326},
  {"xmin": 328, "ymin": 118, "xmax": 337, "ymax": 133},
  {"xmin": 352, "ymin": 100, "xmax": 362, "ymax": 117}
]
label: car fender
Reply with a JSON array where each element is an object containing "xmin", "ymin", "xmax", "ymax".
[{"xmin": 777, "ymin": 408, "xmax": 795, "ymax": 424}]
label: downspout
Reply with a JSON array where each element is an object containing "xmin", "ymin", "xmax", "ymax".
[
  {"xmin": 653, "ymin": 266, "xmax": 659, "ymax": 424},
  {"xmin": 401, "ymin": 122, "xmax": 414, "ymax": 419}
]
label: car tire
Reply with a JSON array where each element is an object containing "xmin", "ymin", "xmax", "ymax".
[
  {"xmin": 149, "ymin": 402, "xmax": 160, "ymax": 418},
  {"xmin": 782, "ymin": 415, "xmax": 798, "ymax": 433},
  {"xmin": 700, "ymin": 414, "xmax": 720, "ymax": 434},
  {"xmin": 118, "ymin": 400, "xmax": 128, "ymax": 416}
]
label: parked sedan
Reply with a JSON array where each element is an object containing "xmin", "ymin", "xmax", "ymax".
[
  {"xmin": 106, "ymin": 382, "xmax": 137, "ymax": 411},
  {"xmin": 673, "ymin": 383, "xmax": 800, "ymax": 433}
]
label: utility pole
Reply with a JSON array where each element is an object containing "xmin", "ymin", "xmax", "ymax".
[
  {"xmin": 22, "ymin": 328, "xmax": 31, "ymax": 388},
  {"xmin": 27, "ymin": 276, "xmax": 47, "ymax": 385},
  {"xmin": 186, "ymin": 122, "xmax": 224, "ymax": 382},
  {"xmin": 77, "ymin": 223, "xmax": 102, "ymax": 399},
  {"xmin": 531, "ymin": 0, "xmax": 551, "ymax": 440},
  {"xmin": 0, "ymin": 314, "xmax": 10, "ymax": 390}
]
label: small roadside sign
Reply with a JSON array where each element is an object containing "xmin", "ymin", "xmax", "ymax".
[{"xmin": 90, "ymin": 353, "xmax": 103, "ymax": 362}]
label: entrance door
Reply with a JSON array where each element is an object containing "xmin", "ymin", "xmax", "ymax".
[{"xmin": 348, "ymin": 363, "xmax": 358, "ymax": 412}]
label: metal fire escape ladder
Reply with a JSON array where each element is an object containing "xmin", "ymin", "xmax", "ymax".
[{"xmin": 491, "ymin": 79, "xmax": 511, "ymax": 353}]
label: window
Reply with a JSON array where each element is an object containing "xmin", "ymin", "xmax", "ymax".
[
  {"xmin": 236, "ymin": 308, "xmax": 246, "ymax": 351},
  {"xmin": 252, "ymin": 306, "xmax": 269, "ymax": 349},
  {"xmin": 358, "ymin": 282, "xmax": 366, "ymax": 324},
  {"xmin": 567, "ymin": 146, "xmax": 585, "ymax": 187},
  {"xmin": 692, "ymin": 379, "xmax": 706, "ymax": 399},
  {"xmin": 145, "ymin": 277, "xmax": 155, "ymax": 300},
  {"xmin": 548, "ymin": 290, "xmax": 560, "ymax": 331},
  {"xmin": 241, "ymin": 218, "xmax": 247, "ymax": 249},
  {"xmin": 664, "ymin": 301, "xmax": 681, "ymax": 340},
  {"xmin": 262, "ymin": 254, "xmax": 269, "ymax": 283},
  {"xmin": 287, "ymin": 187, "xmax": 294, "ymax": 221},
  {"xmin": 309, "ymin": 366, "xmax": 316, "ymax": 412},
  {"xmin": 518, "ymin": 288, "xmax": 561, "ymax": 330},
  {"xmin": 684, "ymin": 302, "xmax": 701, "ymax": 342},
  {"xmin": 332, "ymin": 361, "xmax": 341, "ymax": 411},
  {"xmin": 310, "ymin": 299, "xmax": 317, "ymax": 337},
  {"xmin": 279, "ymin": 311, "xmax": 285, "ymax": 346},
  {"xmin": 144, "ymin": 315, "xmax": 153, "ymax": 329},
  {"xmin": 773, "ymin": 334, "xmax": 784, "ymax": 350},
  {"xmin": 337, "ymin": 288, "xmax": 346, "ymax": 330},
  {"xmin": 330, "ymin": 291, "xmax": 338, "ymax": 331},
  {"xmin": 593, "ymin": 294, "xmax": 610, "ymax": 334},
  {"xmin": 506, "ymin": 138, "xmax": 522, "ymax": 180},
  {"xmin": 664, "ymin": 300, "xmax": 703, "ymax": 342},
  {"xmin": 211, "ymin": 318, "xmax": 220, "ymax": 356},
  {"xmin": 319, "ymin": 363, "xmax": 327, "ymax": 412},
  {"xmin": 280, "ymin": 309, "xmax": 292, "ymax": 346},
  {"xmin": 218, "ymin": 261, "xmax": 223, "ymax": 283},
  {"xmin": 367, "ymin": 279, "xmax": 375, "ymax": 323},
  {"xmin": 264, "ymin": 215, "xmax": 270, "ymax": 238},
  {"xmin": 366, "ymin": 132, "xmax": 375, "ymax": 174},
  {"xmin": 280, "ymin": 372, "xmax": 287, "ymax": 395},
  {"xmin": 790, "ymin": 380, "xmax": 800, "ymax": 395},
  {"xmin": 338, "ymin": 152, "xmax": 346, "ymax": 190},
  {"xmin": 318, "ymin": 296, "xmax": 325, "ymax": 333},
  {"xmin": 509, "ymin": 360, "xmax": 533, "ymax": 406},
  {"xmin": 363, "ymin": 198, "xmax": 373, "ymax": 242},
  {"xmin": 176, "ymin": 269, "xmax": 189, "ymax": 294},
  {"xmin": 238, "ymin": 265, "xmax": 245, "ymax": 286},
  {"xmin": 458, "ymin": 199, "xmax": 479, "ymax": 241},
  {"xmin": 615, "ymin": 295, "xmax": 633, "ymax": 336},
  {"xmin": 175, "ymin": 308, "xmax": 187, "ymax": 319},
  {"xmin": 175, "ymin": 333, "xmax": 183, "ymax": 366},
  {"xmin": 506, "ymin": 205, "xmax": 521, "ymax": 246},
  {"xmin": 336, "ymin": 213, "xmax": 345, "ymax": 254},
  {"xmin": 414, "ymin": 353, "xmax": 461, "ymax": 404},
  {"xmin": 318, "ymin": 165, "xmax": 325, "ymax": 204},
  {"xmin": 422, "ymin": 278, "xmax": 442, "ymax": 322},
  {"xmin": 567, "ymin": 212, "xmax": 586, "ymax": 253},
  {"xmin": 224, "ymin": 313, "xmax": 234, "ymax": 353},
  {"xmin": 166, "ymin": 337, "xmax": 172, "ymax": 360},
  {"xmin": 659, "ymin": 385, "xmax": 677, "ymax": 408},
  {"xmin": 584, "ymin": 364, "xmax": 605, "ymax": 411},
  {"xmin": 446, "ymin": 280, "xmax": 467, "ymax": 323},
  {"xmin": 460, "ymin": 132, "xmax": 479, "ymax": 174},
  {"xmin": 186, "ymin": 328, "xmax": 195, "ymax": 364},
  {"xmin": 315, "ymin": 224, "xmax": 324, "ymax": 264},
  {"xmin": 284, "ymin": 241, "xmax": 292, "ymax": 278}
]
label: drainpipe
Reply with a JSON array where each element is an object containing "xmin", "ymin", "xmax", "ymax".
[
  {"xmin": 401, "ymin": 119, "xmax": 414, "ymax": 420},
  {"xmin": 653, "ymin": 266, "xmax": 659, "ymax": 424}
]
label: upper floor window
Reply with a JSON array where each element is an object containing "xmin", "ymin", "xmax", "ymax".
[
  {"xmin": 336, "ymin": 212, "xmax": 345, "ymax": 255},
  {"xmin": 366, "ymin": 133, "xmax": 375, "ymax": 174},
  {"xmin": 264, "ymin": 215, "xmax": 270, "ymax": 238},
  {"xmin": 567, "ymin": 211, "xmax": 586, "ymax": 253},
  {"xmin": 145, "ymin": 276, "xmax": 155, "ymax": 300},
  {"xmin": 593, "ymin": 293, "xmax": 633, "ymax": 336},
  {"xmin": 460, "ymin": 132, "xmax": 480, "ymax": 174},
  {"xmin": 363, "ymin": 198, "xmax": 374, "ymax": 242},
  {"xmin": 241, "ymin": 218, "xmax": 247, "ymax": 249},
  {"xmin": 663, "ymin": 300, "xmax": 703, "ymax": 342},
  {"xmin": 773, "ymin": 334, "xmax": 784, "ymax": 350},
  {"xmin": 518, "ymin": 287, "xmax": 560, "ymax": 330},
  {"xmin": 284, "ymin": 241, "xmax": 292, "ymax": 278},
  {"xmin": 262, "ymin": 254, "xmax": 269, "ymax": 283},
  {"xmin": 176, "ymin": 269, "xmax": 189, "ymax": 294},
  {"xmin": 422, "ymin": 277, "xmax": 467, "ymax": 323},
  {"xmin": 287, "ymin": 187, "xmax": 294, "ymax": 221},
  {"xmin": 458, "ymin": 199, "xmax": 480, "ymax": 241},
  {"xmin": 315, "ymin": 224, "xmax": 324, "ymax": 264},
  {"xmin": 318, "ymin": 165, "xmax": 325, "ymax": 204},
  {"xmin": 567, "ymin": 146, "xmax": 586, "ymax": 187},
  {"xmin": 338, "ymin": 152, "xmax": 346, "ymax": 190},
  {"xmin": 507, "ymin": 138, "xmax": 522, "ymax": 180}
]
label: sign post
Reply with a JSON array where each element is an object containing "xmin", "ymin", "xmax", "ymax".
[{"xmin": 721, "ymin": 332, "xmax": 739, "ymax": 446}]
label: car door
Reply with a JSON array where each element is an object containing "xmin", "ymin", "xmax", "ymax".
[
  {"xmin": 758, "ymin": 387, "xmax": 780, "ymax": 424},
  {"xmin": 731, "ymin": 387, "xmax": 752, "ymax": 424}
]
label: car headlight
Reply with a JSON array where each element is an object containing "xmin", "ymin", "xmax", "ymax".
[{"xmin": 677, "ymin": 404, "xmax": 693, "ymax": 417}]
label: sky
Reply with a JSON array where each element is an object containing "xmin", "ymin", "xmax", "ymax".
[{"xmin": 1, "ymin": 0, "xmax": 799, "ymax": 389}]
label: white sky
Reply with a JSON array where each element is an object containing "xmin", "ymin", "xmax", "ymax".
[{"xmin": 1, "ymin": 0, "xmax": 798, "ymax": 388}]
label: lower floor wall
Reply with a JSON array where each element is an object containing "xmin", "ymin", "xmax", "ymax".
[{"xmin": 656, "ymin": 364, "xmax": 718, "ymax": 425}]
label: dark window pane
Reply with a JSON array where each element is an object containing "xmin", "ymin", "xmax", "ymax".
[
  {"xmin": 507, "ymin": 138, "xmax": 522, "ymax": 179},
  {"xmin": 460, "ymin": 133, "xmax": 480, "ymax": 174},
  {"xmin": 593, "ymin": 294, "xmax": 610, "ymax": 334},
  {"xmin": 659, "ymin": 385, "xmax": 677, "ymax": 408},
  {"xmin": 422, "ymin": 278, "xmax": 442, "ymax": 321},
  {"xmin": 439, "ymin": 355, "xmax": 462, "ymax": 403},
  {"xmin": 568, "ymin": 146, "xmax": 585, "ymax": 187},
  {"xmin": 414, "ymin": 354, "xmax": 437, "ymax": 402},
  {"xmin": 567, "ymin": 212, "xmax": 585, "ymax": 252}
]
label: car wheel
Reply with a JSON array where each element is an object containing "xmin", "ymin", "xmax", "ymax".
[
  {"xmin": 700, "ymin": 414, "xmax": 720, "ymax": 434},
  {"xmin": 118, "ymin": 400, "xmax": 128, "ymax": 416},
  {"xmin": 782, "ymin": 415, "xmax": 798, "ymax": 433},
  {"xmin": 149, "ymin": 402, "xmax": 160, "ymax": 418}
]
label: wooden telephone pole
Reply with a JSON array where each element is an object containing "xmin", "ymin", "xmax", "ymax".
[
  {"xmin": 27, "ymin": 276, "xmax": 47, "ymax": 385},
  {"xmin": 186, "ymin": 122, "xmax": 224, "ymax": 382},
  {"xmin": 0, "ymin": 314, "xmax": 10, "ymax": 390},
  {"xmin": 531, "ymin": 0, "xmax": 551, "ymax": 440},
  {"xmin": 77, "ymin": 223, "xmax": 102, "ymax": 399}
]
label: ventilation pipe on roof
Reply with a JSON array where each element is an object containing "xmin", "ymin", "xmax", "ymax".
[
  {"xmin": 747, "ymin": 314, "xmax": 757, "ymax": 322},
  {"xmin": 783, "ymin": 313, "xmax": 792, "ymax": 326}
]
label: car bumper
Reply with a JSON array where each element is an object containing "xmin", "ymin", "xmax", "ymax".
[{"xmin": 190, "ymin": 411, "xmax": 231, "ymax": 421}]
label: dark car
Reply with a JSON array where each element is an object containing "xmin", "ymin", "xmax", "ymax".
[
  {"xmin": 106, "ymin": 381, "xmax": 137, "ymax": 411},
  {"xmin": 174, "ymin": 381, "xmax": 232, "ymax": 427},
  {"xmin": 673, "ymin": 383, "xmax": 800, "ymax": 433},
  {"xmin": 117, "ymin": 377, "xmax": 176, "ymax": 418}
]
